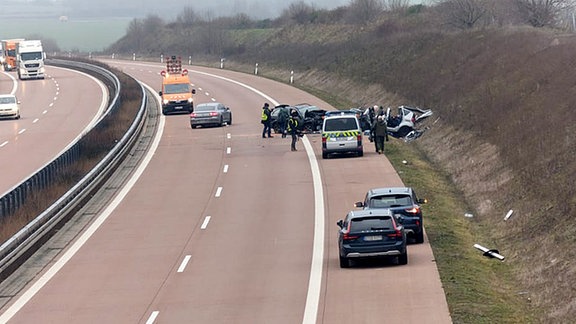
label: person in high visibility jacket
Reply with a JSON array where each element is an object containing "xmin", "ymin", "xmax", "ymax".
[
  {"xmin": 261, "ymin": 103, "xmax": 272, "ymax": 138},
  {"xmin": 287, "ymin": 109, "xmax": 301, "ymax": 151}
]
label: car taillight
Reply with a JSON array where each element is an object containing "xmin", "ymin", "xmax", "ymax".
[
  {"xmin": 210, "ymin": 112, "xmax": 218, "ymax": 116},
  {"xmin": 343, "ymin": 233, "xmax": 359, "ymax": 241},
  {"xmin": 190, "ymin": 113, "xmax": 197, "ymax": 117},
  {"xmin": 405, "ymin": 206, "xmax": 420, "ymax": 214},
  {"xmin": 387, "ymin": 229, "xmax": 403, "ymax": 238}
]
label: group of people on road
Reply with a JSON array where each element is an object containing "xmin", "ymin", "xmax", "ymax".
[
  {"xmin": 261, "ymin": 102, "xmax": 389, "ymax": 154},
  {"xmin": 261, "ymin": 103, "xmax": 302, "ymax": 151}
]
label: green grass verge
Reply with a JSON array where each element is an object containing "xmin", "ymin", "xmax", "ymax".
[{"xmin": 383, "ymin": 139, "xmax": 537, "ymax": 323}]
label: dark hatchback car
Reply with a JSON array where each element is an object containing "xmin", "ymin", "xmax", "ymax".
[
  {"xmin": 355, "ymin": 187, "xmax": 427, "ymax": 244},
  {"xmin": 337, "ymin": 209, "xmax": 407, "ymax": 268}
]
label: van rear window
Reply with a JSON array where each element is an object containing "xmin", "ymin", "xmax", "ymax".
[{"xmin": 324, "ymin": 118, "xmax": 357, "ymax": 131}]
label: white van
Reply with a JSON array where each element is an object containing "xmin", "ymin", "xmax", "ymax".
[{"xmin": 321, "ymin": 113, "xmax": 363, "ymax": 159}]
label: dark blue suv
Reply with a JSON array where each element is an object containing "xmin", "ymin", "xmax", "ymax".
[
  {"xmin": 337, "ymin": 209, "xmax": 407, "ymax": 268},
  {"xmin": 355, "ymin": 187, "xmax": 427, "ymax": 244}
]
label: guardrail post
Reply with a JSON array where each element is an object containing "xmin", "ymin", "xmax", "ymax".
[
  {"xmin": 255, "ymin": 63, "xmax": 258, "ymax": 75},
  {"xmin": 290, "ymin": 71, "xmax": 294, "ymax": 84}
]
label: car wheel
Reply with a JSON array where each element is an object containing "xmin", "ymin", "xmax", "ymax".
[
  {"xmin": 191, "ymin": 124, "xmax": 196, "ymax": 129},
  {"xmin": 357, "ymin": 149, "xmax": 363, "ymax": 157},
  {"xmin": 228, "ymin": 115, "xmax": 232, "ymax": 125},
  {"xmin": 162, "ymin": 109, "xmax": 168, "ymax": 115},
  {"xmin": 220, "ymin": 117, "xmax": 224, "ymax": 126},
  {"xmin": 322, "ymin": 152, "xmax": 328, "ymax": 159},
  {"xmin": 398, "ymin": 126, "xmax": 411, "ymax": 137},
  {"xmin": 398, "ymin": 252, "xmax": 408, "ymax": 265},
  {"xmin": 339, "ymin": 255, "xmax": 350, "ymax": 268},
  {"xmin": 415, "ymin": 231, "xmax": 424, "ymax": 244}
]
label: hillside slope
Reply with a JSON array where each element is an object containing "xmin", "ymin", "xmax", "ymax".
[{"xmin": 230, "ymin": 24, "xmax": 576, "ymax": 322}]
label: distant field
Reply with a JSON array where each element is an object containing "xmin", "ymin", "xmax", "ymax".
[{"xmin": 0, "ymin": 18, "xmax": 131, "ymax": 52}]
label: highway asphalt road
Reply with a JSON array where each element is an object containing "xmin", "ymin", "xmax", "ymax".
[
  {"xmin": 0, "ymin": 67, "xmax": 107, "ymax": 196},
  {"xmin": 0, "ymin": 60, "xmax": 451, "ymax": 323}
]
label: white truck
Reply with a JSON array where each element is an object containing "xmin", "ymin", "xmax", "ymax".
[{"xmin": 16, "ymin": 40, "xmax": 45, "ymax": 80}]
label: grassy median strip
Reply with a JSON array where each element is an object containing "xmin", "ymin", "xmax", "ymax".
[{"xmin": 383, "ymin": 139, "xmax": 536, "ymax": 323}]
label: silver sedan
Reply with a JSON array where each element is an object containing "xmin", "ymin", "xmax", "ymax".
[{"xmin": 190, "ymin": 102, "xmax": 232, "ymax": 128}]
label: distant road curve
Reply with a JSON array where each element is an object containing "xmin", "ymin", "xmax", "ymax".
[{"xmin": 0, "ymin": 66, "xmax": 107, "ymax": 196}]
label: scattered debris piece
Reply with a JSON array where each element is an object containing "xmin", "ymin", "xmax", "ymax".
[
  {"xmin": 464, "ymin": 213, "xmax": 474, "ymax": 218},
  {"xmin": 504, "ymin": 209, "xmax": 514, "ymax": 221},
  {"xmin": 402, "ymin": 160, "xmax": 408, "ymax": 164},
  {"xmin": 474, "ymin": 243, "xmax": 505, "ymax": 261}
]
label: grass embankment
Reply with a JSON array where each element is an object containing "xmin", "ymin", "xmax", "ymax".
[{"xmin": 384, "ymin": 139, "xmax": 536, "ymax": 323}]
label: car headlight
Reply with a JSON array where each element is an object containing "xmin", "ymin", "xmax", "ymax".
[
  {"xmin": 187, "ymin": 98, "xmax": 193, "ymax": 103},
  {"xmin": 163, "ymin": 99, "xmax": 169, "ymax": 104}
]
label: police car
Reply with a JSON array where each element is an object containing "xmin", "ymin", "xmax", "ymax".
[{"xmin": 321, "ymin": 113, "xmax": 363, "ymax": 159}]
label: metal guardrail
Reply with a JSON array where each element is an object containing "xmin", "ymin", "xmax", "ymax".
[{"xmin": 0, "ymin": 59, "xmax": 147, "ymax": 279}]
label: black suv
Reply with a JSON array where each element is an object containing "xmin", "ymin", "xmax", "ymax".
[
  {"xmin": 355, "ymin": 187, "xmax": 427, "ymax": 244},
  {"xmin": 337, "ymin": 209, "xmax": 407, "ymax": 268}
]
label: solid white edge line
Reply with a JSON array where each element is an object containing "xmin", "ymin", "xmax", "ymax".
[
  {"xmin": 177, "ymin": 255, "xmax": 192, "ymax": 273},
  {"xmin": 201, "ymin": 216, "xmax": 211, "ymax": 230},
  {"xmin": 301, "ymin": 135, "xmax": 325, "ymax": 324},
  {"xmin": 146, "ymin": 310, "xmax": 160, "ymax": 324},
  {"xmin": 0, "ymin": 82, "xmax": 165, "ymax": 322}
]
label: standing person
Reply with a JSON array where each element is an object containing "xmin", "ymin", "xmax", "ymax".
[
  {"xmin": 278, "ymin": 107, "xmax": 289, "ymax": 138},
  {"xmin": 287, "ymin": 109, "xmax": 301, "ymax": 151},
  {"xmin": 372, "ymin": 114, "xmax": 389, "ymax": 154},
  {"xmin": 261, "ymin": 103, "xmax": 273, "ymax": 138}
]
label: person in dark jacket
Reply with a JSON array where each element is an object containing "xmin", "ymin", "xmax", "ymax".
[
  {"xmin": 372, "ymin": 114, "xmax": 389, "ymax": 154},
  {"xmin": 287, "ymin": 109, "xmax": 301, "ymax": 151},
  {"xmin": 277, "ymin": 107, "xmax": 289, "ymax": 138},
  {"xmin": 261, "ymin": 103, "xmax": 273, "ymax": 138}
]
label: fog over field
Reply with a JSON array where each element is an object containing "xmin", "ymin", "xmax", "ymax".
[{"xmin": 0, "ymin": 0, "xmax": 348, "ymax": 19}]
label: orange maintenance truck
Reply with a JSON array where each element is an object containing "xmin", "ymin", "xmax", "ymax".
[
  {"xmin": 1, "ymin": 39, "xmax": 25, "ymax": 71},
  {"xmin": 158, "ymin": 56, "xmax": 195, "ymax": 115}
]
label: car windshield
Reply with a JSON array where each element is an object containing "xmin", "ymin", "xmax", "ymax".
[
  {"xmin": 0, "ymin": 97, "xmax": 16, "ymax": 104},
  {"xmin": 369, "ymin": 195, "xmax": 413, "ymax": 208},
  {"xmin": 164, "ymin": 83, "xmax": 190, "ymax": 94},
  {"xmin": 21, "ymin": 52, "xmax": 43, "ymax": 61},
  {"xmin": 196, "ymin": 105, "xmax": 217, "ymax": 111},
  {"xmin": 324, "ymin": 118, "xmax": 357, "ymax": 131},
  {"xmin": 350, "ymin": 217, "xmax": 393, "ymax": 231}
]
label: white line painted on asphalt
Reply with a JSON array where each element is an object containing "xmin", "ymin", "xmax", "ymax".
[
  {"xmin": 201, "ymin": 216, "xmax": 211, "ymax": 229},
  {"xmin": 49, "ymin": 103, "xmax": 53, "ymax": 107},
  {"xmin": 53, "ymin": 97, "xmax": 57, "ymax": 101},
  {"xmin": 43, "ymin": 110, "xmax": 48, "ymax": 114},
  {"xmin": 18, "ymin": 129, "xmax": 26, "ymax": 135},
  {"xmin": 227, "ymin": 133, "xmax": 231, "ymax": 139},
  {"xmin": 223, "ymin": 165, "xmax": 229, "ymax": 173},
  {"xmin": 177, "ymin": 255, "xmax": 192, "ymax": 273},
  {"xmin": 146, "ymin": 311, "xmax": 160, "ymax": 324},
  {"xmin": 215, "ymin": 187, "xmax": 223, "ymax": 197},
  {"xmin": 0, "ymin": 141, "xmax": 8, "ymax": 147},
  {"xmin": 33, "ymin": 118, "xmax": 39, "ymax": 123},
  {"xmin": 301, "ymin": 135, "xmax": 325, "ymax": 324},
  {"xmin": 95, "ymin": 62, "xmax": 327, "ymax": 323},
  {"xmin": 211, "ymin": 98, "xmax": 216, "ymax": 101},
  {"xmin": 226, "ymin": 147, "xmax": 231, "ymax": 154},
  {"xmin": 205, "ymin": 92, "xmax": 210, "ymax": 96}
]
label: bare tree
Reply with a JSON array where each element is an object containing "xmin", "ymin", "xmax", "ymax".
[
  {"xmin": 439, "ymin": 0, "xmax": 488, "ymax": 29},
  {"xmin": 515, "ymin": 0, "xmax": 575, "ymax": 27},
  {"xmin": 280, "ymin": 1, "xmax": 317, "ymax": 24},
  {"xmin": 176, "ymin": 7, "xmax": 199, "ymax": 27}
]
